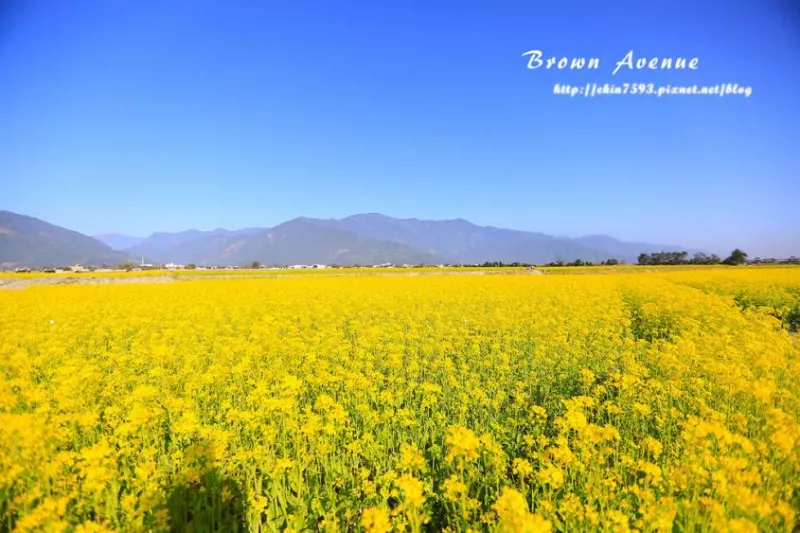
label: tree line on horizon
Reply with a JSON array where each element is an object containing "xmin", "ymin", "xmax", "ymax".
[
  {"xmin": 547, "ymin": 249, "xmax": 799, "ymax": 268},
  {"xmin": 12, "ymin": 249, "xmax": 800, "ymax": 273},
  {"xmin": 637, "ymin": 249, "xmax": 748, "ymax": 266}
]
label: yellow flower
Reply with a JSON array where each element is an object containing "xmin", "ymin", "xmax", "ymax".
[
  {"xmin": 641, "ymin": 436, "xmax": 663, "ymax": 458},
  {"xmin": 580, "ymin": 369, "xmax": 596, "ymax": 388},
  {"xmin": 537, "ymin": 463, "xmax": 564, "ymax": 489},
  {"xmin": 361, "ymin": 507, "xmax": 391, "ymax": 533},
  {"xmin": 442, "ymin": 475, "xmax": 468, "ymax": 501},
  {"xmin": 562, "ymin": 409, "xmax": 588, "ymax": 431},
  {"xmin": 395, "ymin": 474, "xmax": 425, "ymax": 509},
  {"xmin": 399, "ymin": 442, "xmax": 426, "ymax": 472},
  {"xmin": 636, "ymin": 461, "xmax": 662, "ymax": 484},
  {"xmin": 727, "ymin": 517, "xmax": 758, "ymax": 532},
  {"xmin": 512, "ymin": 458, "xmax": 534, "ymax": 479},
  {"xmin": 445, "ymin": 425, "xmax": 481, "ymax": 463},
  {"xmin": 493, "ymin": 488, "xmax": 551, "ymax": 532}
]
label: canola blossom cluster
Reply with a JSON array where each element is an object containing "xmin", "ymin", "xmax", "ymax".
[{"xmin": 0, "ymin": 268, "xmax": 799, "ymax": 532}]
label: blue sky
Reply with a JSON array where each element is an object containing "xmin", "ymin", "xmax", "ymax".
[{"xmin": 1, "ymin": 0, "xmax": 798, "ymax": 256}]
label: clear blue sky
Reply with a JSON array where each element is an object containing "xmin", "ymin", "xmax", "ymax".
[{"xmin": 1, "ymin": 0, "xmax": 798, "ymax": 256}]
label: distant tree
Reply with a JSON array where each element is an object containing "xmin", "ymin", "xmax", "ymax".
[
  {"xmin": 186, "ymin": 263, "xmax": 196, "ymax": 270},
  {"xmin": 724, "ymin": 249, "xmax": 748, "ymax": 266},
  {"xmin": 639, "ymin": 251, "xmax": 700, "ymax": 266},
  {"xmin": 691, "ymin": 252, "xmax": 706, "ymax": 264},
  {"xmin": 119, "ymin": 261, "xmax": 134, "ymax": 271},
  {"xmin": 251, "ymin": 261, "xmax": 261, "ymax": 269}
]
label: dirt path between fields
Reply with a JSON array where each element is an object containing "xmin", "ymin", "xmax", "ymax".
[
  {"xmin": 0, "ymin": 276, "xmax": 177, "ymax": 290},
  {"xmin": 0, "ymin": 270, "xmax": 545, "ymax": 290}
]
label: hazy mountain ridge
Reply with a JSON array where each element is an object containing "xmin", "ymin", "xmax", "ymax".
[
  {"xmin": 102, "ymin": 214, "xmax": 694, "ymax": 265},
  {"xmin": 93, "ymin": 233, "xmax": 146, "ymax": 250},
  {"xmin": 2, "ymin": 210, "xmax": 697, "ymax": 267},
  {"xmin": 121, "ymin": 227, "xmax": 268, "ymax": 259},
  {"xmin": 307, "ymin": 214, "xmax": 618, "ymax": 264},
  {"xmin": 158, "ymin": 218, "xmax": 441, "ymax": 266},
  {"xmin": 0, "ymin": 211, "xmax": 132, "ymax": 267}
]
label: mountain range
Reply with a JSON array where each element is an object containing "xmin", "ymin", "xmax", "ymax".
[
  {"xmin": 0, "ymin": 210, "xmax": 694, "ymax": 267},
  {"xmin": 0, "ymin": 211, "xmax": 130, "ymax": 268}
]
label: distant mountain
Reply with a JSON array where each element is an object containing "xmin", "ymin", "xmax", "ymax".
[
  {"xmin": 0, "ymin": 211, "xmax": 132, "ymax": 267},
  {"xmin": 1, "ymin": 210, "xmax": 696, "ymax": 267},
  {"xmin": 158, "ymin": 218, "xmax": 440, "ymax": 266},
  {"xmin": 112, "ymin": 214, "xmax": 696, "ymax": 265},
  {"xmin": 127, "ymin": 227, "xmax": 268, "ymax": 260},
  {"xmin": 308, "ymin": 214, "xmax": 617, "ymax": 264},
  {"xmin": 126, "ymin": 229, "xmax": 235, "ymax": 260},
  {"xmin": 93, "ymin": 233, "xmax": 145, "ymax": 251},
  {"xmin": 141, "ymin": 214, "xmax": 688, "ymax": 265}
]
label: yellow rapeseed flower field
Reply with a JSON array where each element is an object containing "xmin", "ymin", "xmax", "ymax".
[{"xmin": 0, "ymin": 268, "xmax": 798, "ymax": 532}]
